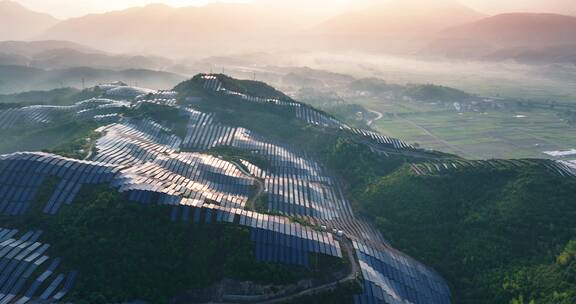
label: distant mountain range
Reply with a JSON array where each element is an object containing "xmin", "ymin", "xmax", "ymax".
[
  {"xmin": 312, "ymin": 0, "xmax": 486, "ymax": 51},
  {"xmin": 0, "ymin": 0, "xmax": 58, "ymax": 40},
  {"xmin": 1, "ymin": 0, "xmax": 576, "ymax": 65},
  {"xmin": 0, "ymin": 41, "xmax": 176, "ymax": 71},
  {"xmin": 37, "ymin": 3, "xmax": 304, "ymax": 57},
  {"xmin": 425, "ymin": 13, "xmax": 576, "ymax": 64},
  {"xmin": 0, "ymin": 65, "xmax": 185, "ymax": 94}
]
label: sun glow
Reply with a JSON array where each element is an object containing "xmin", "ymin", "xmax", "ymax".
[{"xmin": 11, "ymin": 0, "xmax": 575, "ymax": 19}]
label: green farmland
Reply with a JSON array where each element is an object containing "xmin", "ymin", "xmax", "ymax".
[{"xmin": 364, "ymin": 101, "xmax": 576, "ymax": 159}]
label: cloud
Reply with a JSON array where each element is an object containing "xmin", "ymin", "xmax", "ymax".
[{"xmin": 461, "ymin": 0, "xmax": 576, "ymax": 14}]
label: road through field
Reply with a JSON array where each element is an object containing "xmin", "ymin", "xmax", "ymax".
[{"xmin": 366, "ymin": 109, "xmax": 383, "ymax": 126}]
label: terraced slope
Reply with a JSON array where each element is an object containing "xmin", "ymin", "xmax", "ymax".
[
  {"xmin": 0, "ymin": 77, "xmax": 452, "ymax": 303},
  {"xmin": 0, "ymin": 75, "xmax": 573, "ymax": 304}
]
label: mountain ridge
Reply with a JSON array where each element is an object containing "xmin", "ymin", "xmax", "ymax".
[
  {"xmin": 0, "ymin": 0, "xmax": 59, "ymax": 40},
  {"xmin": 310, "ymin": 0, "xmax": 486, "ymax": 51},
  {"xmin": 425, "ymin": 12, "xmax": 576, "ymax": 63}
]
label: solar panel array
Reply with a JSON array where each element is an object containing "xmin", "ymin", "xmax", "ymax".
[
  {"xmin": 354, "ymin": 240, "xmax": 450, "ymax": 304},
  {"xmin": 153, "ymin": 194, "xmax": 343, "ymax": 267},
  {"xmin": 410, "ymin": 159, "xmax": 576, "ymax": 178},
  {"xmin": 248, "ymin": 212, "xmax": 342, "ymax": 267},
  {"xmin": 0, "ymin": 228, "xmax": 77, "ymax": 304},
  {"xmin": 0, "ymin": 78, "xmax": 453, "ymax": 303},
  {"xmin": 89, "ymin": 114, "xmax": 347, "ymax": 270},
  {"xmin": 93, "ymin": 119, "xmax": 181, "ymax": 165},
  {"xmin": 135, "ymin": 90, "xmax": 178, "ymax": 108},
  {"xmin": 181, "ymin": 108, "xmax": 237, "ymax": 151},
  {"xmin": 0, "ymin": 152, "xmax": 119, "ymax": 216},
  {"xmin": 0, "ymin": 99, "xmax": 129, "ymax": 130},
  {"xmin": 114, "ymin": 152, "xmax": 254, "ymax": 210},
  {"xmin": 553, "ymin": 160, "xmax": 576, "ymax": 177},
  {"xmin": 199, "ymin": 74, "xmax": 415, "ymax": 151},
  {"xmin": 104, "ymin": 86, "xmax": 155, "ymax": 99},
  {"xmin": 178, "ymin": 104, "xmax": 452, "ymax": 303}
]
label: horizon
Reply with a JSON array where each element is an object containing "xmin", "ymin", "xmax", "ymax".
[{"xmin": 6, "ymin": 0, "xmax": 576, "ymax": 19}]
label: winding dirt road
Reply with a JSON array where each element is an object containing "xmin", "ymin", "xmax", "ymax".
[
  {"xmin": 212, "ymin": 161, "xmax": 361, "ymax": 304},
  {"xmin": 366, "ymin": 109, "xmax": 383, "ymax": 127}
]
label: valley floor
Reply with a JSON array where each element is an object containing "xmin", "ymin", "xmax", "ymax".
[{"xmin": 356, "ymin": 100, "xmax": 576, "ymax": 160}]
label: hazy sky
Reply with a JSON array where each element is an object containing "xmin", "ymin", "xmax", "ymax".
[{"xmin": 12, "ymin": 0, "xmax": 576, "ymax": 19}]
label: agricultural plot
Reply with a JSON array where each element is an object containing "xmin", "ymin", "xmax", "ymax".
[{"xmin": 365, "ymin": 102, "xmax": 576, "ymax": 160}]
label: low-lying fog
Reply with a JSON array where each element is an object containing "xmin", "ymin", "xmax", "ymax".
[{"xmin": 197, "ymin": 51, "xmax": 576, "ymax": 102}]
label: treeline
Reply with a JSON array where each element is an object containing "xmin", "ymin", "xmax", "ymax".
[
  {"xmin": 0, "ymin": 87, "xmax": 100, "ymax": 106},
  {"xmin": 346, "ymin": 78, "xmax": 471, "ymax": 102}
]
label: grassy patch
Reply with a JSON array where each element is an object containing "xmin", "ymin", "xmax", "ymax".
[
  {"xmin": 44, "ymin": 126, "xmax": 103, "ymax": 159},
  {"xmin": 0, "ymin": 88, "xmax": 101, "ymax": 106},
  {"xmin": 0, "ymin": 121, "xmax": 102, "ymax": 155},
  {"xmin": 125, "ymin": 103, "xmax": 188, "ymax": 139}
]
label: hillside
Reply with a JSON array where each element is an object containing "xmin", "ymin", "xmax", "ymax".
[
  {"xmin": 0, "ymin": 65, "xmax": 185, "ymax": 94},
  {"xmin": 176, "ymin": 75, "xmax": 576, "ymax": 304},
  {"xmin": 322, "ymin": 139, "xmax": 576, "ymax": 303},
  {"xmin": 404, "ymin": 84, "xmax": 471, "ymax": 102},
  {"xmin": 0, "ymin": 40, "xmax": 99, "ymax": 57},
  {"xmin": 0, "ymin": 41, "xmax": 174, "ymax": 70},
  {"xmin": 0, "ymin": 0, "xmax": 58, "ymax": 40},
  {"xmin": 0, "ymin": 87, "xmax": 87, "ymax": 105},
  {"xmin": 427, "ymin": 13, "xmax": 576, "ymax": 63},
  {"xmin": 0, "ymin": 75, "xmax": 574, "ymax": 303}
]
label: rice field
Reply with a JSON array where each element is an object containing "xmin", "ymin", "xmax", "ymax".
[{"xmin": 366, "ymin": 102, "xmax": 576, "ymax": 160}]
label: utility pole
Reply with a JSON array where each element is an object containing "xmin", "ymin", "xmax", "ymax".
[{"xmin": 81, "ymin": 78, "xmax": 85, "ymax": 90}]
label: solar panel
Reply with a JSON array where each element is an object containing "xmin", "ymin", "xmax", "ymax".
[{"xmin": 0, "ymin": 81, "xmax": 458, "ymax": 303}]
